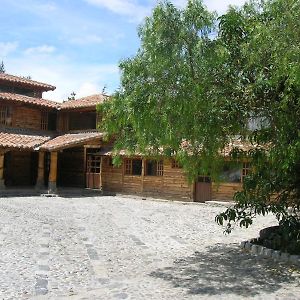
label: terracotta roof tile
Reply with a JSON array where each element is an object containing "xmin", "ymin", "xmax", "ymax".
[
  {"xmin": 0, "ymin": 92, "xmax": 59, "ymax": 109},
  {"xmin": 40, "ymin": 131, "xmax": 104, "ymax": 151},
  {"xmin": 60, "ymin": 94, "xmax": 108, "ymax": 110},
  {"xmin": 221, "ymin": 139, "xmax": 260, "ymax": 156},
  {"xmin": 0, "ymin": 127, "xmax": 52, "ymax": 150},
  {"xmin": 0, "ymin": 73, "xmax": 56, "ymax": 91}
]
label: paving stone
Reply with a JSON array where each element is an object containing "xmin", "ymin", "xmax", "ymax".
[{"xmin": 0, "ymin": 195, "xmax": 299, "ymax": 300}]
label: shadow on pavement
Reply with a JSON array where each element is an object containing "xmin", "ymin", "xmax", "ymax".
[
  {"xmin": 150, "ymin": 243, "xmax": 297, "ymax": 297},
  {"xmin": 0, "ymin": 188, "xmax": 114, "ymax": 198}
]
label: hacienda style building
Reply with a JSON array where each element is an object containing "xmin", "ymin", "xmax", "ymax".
[{"xmin": 0, "ymin": 73, "xmax": 250, "ymax": 201}]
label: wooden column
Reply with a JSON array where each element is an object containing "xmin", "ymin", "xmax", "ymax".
[
  {"xmin": 121, "ymin": 158, "xmax": 124, "ymax": 192},
  {"xmin": 35, "ymin": 151, "xmax": 45, "ymax": 189},
  {"xmin": 100, "ymin": 156, "xmax": 103, "ymax": 191},
  {"xmin": 141, "ymin": 159, "xmax": 145, "ymax": 193},
  {"xmin": 0, "ymin": 152, "xmax": 5, "ymax": 189},
  {"xmin": 48, "ymin": 151, "xmax": 58, "ymax": 193}
]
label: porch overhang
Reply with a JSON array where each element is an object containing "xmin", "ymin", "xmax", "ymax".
[
  {"xmin": 38, "ymin": 131, "xmax": 104, "ymax": 151},
  {"xmin": 0, "ymin": 127, "xmax": 52, "ymax": 151}
]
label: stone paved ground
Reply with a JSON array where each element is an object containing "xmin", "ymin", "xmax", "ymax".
[{"xmin": 0, "ymin": 195, "xmax": 299, "ymax": 300}]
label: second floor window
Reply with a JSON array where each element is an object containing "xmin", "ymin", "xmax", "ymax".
[
  {"xmin": 41, "ymin": 111, "xmax": 57, "ymax": 131},
  {"xmin": 69, "ymin": 112, "xmax": 96, "ymax": 130},
  {"xmin": 0, "ymin": 106, "xmax": 12, "ymax": 126},
  {"xmin": 41, "ymin": 111, "xmax": 48, "ymax": 130}
]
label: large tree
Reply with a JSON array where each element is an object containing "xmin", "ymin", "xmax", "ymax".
[{"xmin": 99, "ymin": 0, "xmax": 300, "ymax": 240}]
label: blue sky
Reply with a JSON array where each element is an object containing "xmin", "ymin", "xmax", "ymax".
[{"xmin": 0, "ymin": 0, "xmax": 247, "ymax": 102}]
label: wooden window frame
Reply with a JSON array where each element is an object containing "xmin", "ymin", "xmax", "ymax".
[
  {"xmin": 124, "ymin": 159, "xmax": 132, "ymax": 175},
  {"xmin": 41, "ymin": 111, "xmax": 48, "ymax": 130},
  {"xmin": 242, "ymin": 162, "xmax": 251, "ymax": 181},
  {"xmin": 145, "ymin": 160, "xmax": 164, "ymax": 177},
  {"xmin": 86, "ymin": 155, "xmax": 101, "ymax": 174},
  {"xmin": 124, "ymin": 158, "xmax": 142, "ymax": 176},
  {"xmin": 157, "ymin": 160, "xmax": 164, "ymax": 176},
  {"xmin": 171, "ymin": 159, "xmax": 181, "ymax": 169},
  {"xmin": 0, "ymin": 106, "xmax": 12, "ymax": 126}
]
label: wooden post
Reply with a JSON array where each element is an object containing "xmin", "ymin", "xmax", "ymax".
[
  {"xmin": 0, "ymin": 152, "xmax": 5, "ymax": 189},
  {"xmin": 141, "ymin": 158, "xmax": 145, "ymax": 193},
  {"xmin": 100, "ymin": 156, "xmax": 103, "ymax": 191},
  {"xmin": 35, "ymin": 151, "xmax": 45, "ymax": 190},
  {"xmin": 121, "ymin": 157, "xmax": 124, "ymax": 192},
  {"xmin": 83, "ymin": 147, "xmax": 87, "ymax": 188},
  {"xmin": 48, "ymin": 151, "xmax": 58, "ymax": 193}
]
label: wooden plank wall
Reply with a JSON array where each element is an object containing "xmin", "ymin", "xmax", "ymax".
[
  {"xmin": 102, "ymin": 158, "xmax": 123, "ymax": 192},
  {"xmin": 57, "ymin": 112, "xmax": 69, "ymax": 132},
  {"xmin": 102, "ymin": 157, "xmax": 193, "ymax": 201},
  {"xmin": 4, "ymin": 151, "xmax": 38, "ymax": 186},
  {"xmin": 212, "ymin": 182, "xmax": 242, "ymax": 201},
  {"xmin": 13, "ymin": 106, "xmax": 42, "ymax": 130}
]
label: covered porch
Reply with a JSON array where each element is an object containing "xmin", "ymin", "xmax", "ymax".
[{"xmin": 0, "ymin": 128, "xmax": 104, "ymax": 193}]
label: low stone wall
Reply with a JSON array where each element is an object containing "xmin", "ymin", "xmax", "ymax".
[{"xmin": 241, "ymin": 239, "xmax": 300, "ymax": 266}]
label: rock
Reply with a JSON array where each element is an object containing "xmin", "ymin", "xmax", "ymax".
[
  {"xmin": 280, "ymin": 252, "xmax": 290, "ymax": 262},
  {"xmin": 251, "ymin": 244, "xmax": 259, "ymax": 254},
  {"xmin": 259, "ymin": 226, "xmax": 279, "ymax": 240},
  {"xmin": 272, "ymin": 250, "xmax": 281, "ymax": 260},
  {"xmin": 240, "ymin": 241, "xmax": 247, "ymax": 248},
  {"xmin": 245, "ymin": 242, "xmax": 252, "ymax": 251},
  {"xmin": 263, "ymin": 248, "xmax": 274, "ymax": 257},
  {"xmin": 289, "ymin": 255, "xmax": 300, "ymax": 265}
]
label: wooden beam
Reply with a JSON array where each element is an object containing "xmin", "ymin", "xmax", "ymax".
[
  {"xmin": 141, "ymin": 159, "xmax": 145, "ymax": 193},
  {"xmin": 48, "ymin": 151, "xmax": 58, "ymax": 193},
  {"xmin": 100, "ymin": 156, "xmax": 103, "ymax": 191},
  {"xmin": 0, "ymin": 152, "xmax": 5, "ymax": 189},
  {"xmin": 35, "ymin": 151, "xmax": 45, "ymax": 189},
  {"xmin": 121, "ymin": 158, "xmax": 124, "ymax": 192},
  {"xmin": 83, "ymin": 147, "xmax": 87, "ymax": 187}
]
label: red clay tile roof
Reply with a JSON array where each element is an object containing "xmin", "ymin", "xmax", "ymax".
[
  {"xmin": 0, "ymin": 92, "xmax": 59, "ymax": 109},
  {"xmin": 0, "ymin": 73, "xmax": 56, "ymax": 91},
  {"xmin": 0, "ymin": 127, "xmax": 52, "ymax": 150},
  {"xmin": 39, "ymin": 131, "xmax": 104, "ymax": 151},
  {"xmin": 60, "ymin": 94, "xmax": 108, "ymax": 110}
]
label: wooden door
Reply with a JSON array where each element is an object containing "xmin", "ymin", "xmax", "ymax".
[
  {"xmin": 195, "ymin": 176, "xmax": 212, "ymax": 202},
  {"xmin": 86, "ymin": 154, "xmax": 101, "ymax": 189}
]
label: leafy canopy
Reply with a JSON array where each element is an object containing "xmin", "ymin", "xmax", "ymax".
[{"xmin": 99, "ymin": 0, "xmax": 300, "ymax": 233}]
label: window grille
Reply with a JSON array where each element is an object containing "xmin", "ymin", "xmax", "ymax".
[
  {"xmin": 242, "ymin": 162, "xmax": 251, "ymax": 181},
  {"xmin": 145, "ymin": 160, "xmax": 164, "ymax": 176},
  {"xmin": 0, "ymin": 106, "xmax": 12, "ymax": 126},
  {"xmin": 157, "ymin": 160, "xmax": 164, "ymax": 176},
  {"xmin": 86, "ymin": 155, "xmax": 101, "ymax": 173},
  {"xmin": 124, "ymin": 159, "xmax": 132, "ymax": 175},
  {"xmin": 171, "ymin": 159, "xmax": 181, "ymax": 168},
  {"xmin": 41, "ymin": 111, "xmax": 48, "ymax": 130},
  {"xmin": 124, "ymin": 159, "xmax": 142, "ymax": 175}
]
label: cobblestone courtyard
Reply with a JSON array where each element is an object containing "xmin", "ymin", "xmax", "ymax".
[{"xmin": 0, "ymin": 195, "xmax": 299, "ymax": 300}]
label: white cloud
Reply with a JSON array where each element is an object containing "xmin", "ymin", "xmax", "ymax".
[
  {"xmin": 169, "ymin": 0, "xmax": 247, "ymax": 14},
  {"xmin": 84, "ymin": 0, "xmax": 151, "ymax": 22},
  {"xmin": 42, "ymin": 63, "xmax": 118, "ymax": 102},
  {"xmin": 76, "ymin": 82, "xmax": 101, "ymax": 98},
  {"xmin": 204, "ymin": 0, "xmax": 247, "ymax": 14},
  {"xmin": 171, "ymin": 0, "xmax": 187, "ymax": 8},
  {"xmin": 0, "ymin": 42, "xmax": 18, "ymax": 58},
  {"xmin": 24, "ymin": 45, "xmax": 56, "ymax": 55}
]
